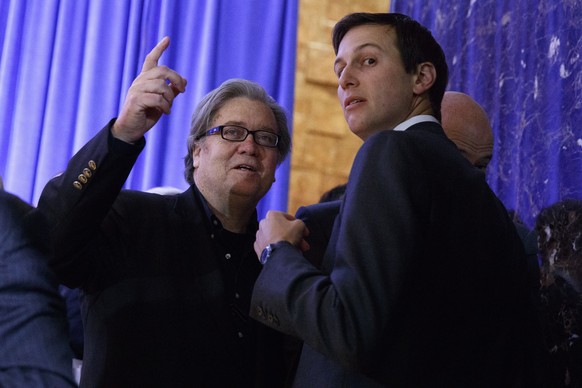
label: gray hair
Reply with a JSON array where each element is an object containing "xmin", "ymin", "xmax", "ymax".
[{"xmin": 183, "ymin": 79, "xmax": 291, "ymax": 184}]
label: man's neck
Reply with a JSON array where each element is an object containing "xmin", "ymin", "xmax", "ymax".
[{"xmin": 202, "ymin": 192, "xmax": 256, "ymax": 234}]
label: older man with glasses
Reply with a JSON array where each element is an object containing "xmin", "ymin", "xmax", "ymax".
[{"xmin": 36, "ymin": 37, "xmax": 292, "ymax": 387}]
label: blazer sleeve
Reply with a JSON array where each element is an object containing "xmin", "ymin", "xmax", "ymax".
[
  {"xmin": 36, "ymin": 119, "xmax": 144, "ymax": 288},
  {"xmin": 250, "ymin": 131, "xmax": 430, "ymax": 370}
]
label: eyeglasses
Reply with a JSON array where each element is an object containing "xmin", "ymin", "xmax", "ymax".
[{"xmin": 200, "ymin": 125, "xmax": 280, "ymax": 148}]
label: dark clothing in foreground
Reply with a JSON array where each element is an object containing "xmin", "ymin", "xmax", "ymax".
[{"xmin": 0, "ymin": 190, "xmax": 75, "ymax": 386}]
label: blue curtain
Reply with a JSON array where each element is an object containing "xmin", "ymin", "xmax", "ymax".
[
  {"xmin": 391, "ymin": 0, "xmax": 582, "ymax": 227},
  {"xmin": 0, "ymin": 0, "xmax": 297, "ymax": 218}
]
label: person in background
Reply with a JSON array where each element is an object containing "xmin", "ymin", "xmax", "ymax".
[
  {"xmin": 250, "ymin": 12, "xmax": 540, "ymax": 387},
  {"xmin": 145, "ymin": 186, "xmax": 183, "ymax": 195},
  {"xmin": 535, "ymin": 199, "xmax": 582, "ymax": 388},
  {"xmin": 439, "ymin": 91, "xmax": 493, "ymax": 171},
  {"xmin": 440, "ymin": 90, "xmax": 540, "ymax": 280},
  {"xmin": 0, "ymin": 176, "xmax": 76, "ymax": 386},
  {"xmin": 36, "ymin": 37, "xmax": 292, "ymax": 387},
  {"xmin": 440, "ymin": 90, "xmax": 549, "ymax": 385}
]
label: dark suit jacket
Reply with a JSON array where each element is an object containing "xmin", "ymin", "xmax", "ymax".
[
  {"xmin": 59, "ymin": 284, "xmax": 84, "ymax": 359},
  {"xmin": 298, "ymin": 200, "xmax": 340, "ymax": 269},
  {"xmin": 0, "ymin": 191, "xmax": 75, "ymax": 386},
  {"xmin": 251, "ymin": 121, "xmax": 538, "ymax": 387},
  {"xmin": 37, "ymin": 121, "xmax": 287, "ymax": 387}
]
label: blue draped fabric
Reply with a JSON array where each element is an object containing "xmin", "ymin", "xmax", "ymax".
[
  {"xmin": 391, "ymin": 0, "xmax": 582, "ymax": 227},
  {"xmin": 0, "ymin": 0, "xmax": 297, "ymax": 218}
]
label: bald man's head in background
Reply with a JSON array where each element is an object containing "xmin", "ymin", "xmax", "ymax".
[{"xmin": 441, "ymin": 91, "xmax": 494, "ymax": 172}]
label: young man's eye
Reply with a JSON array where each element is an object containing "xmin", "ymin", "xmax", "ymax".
[{"xmin": 363, "ymin": 58, "xmax": 376, "ymax": 65}]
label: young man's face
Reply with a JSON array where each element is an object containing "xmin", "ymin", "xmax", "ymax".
[{"xmin": 334, "ymin": 24, "xmax": 417, "ymax": 140}]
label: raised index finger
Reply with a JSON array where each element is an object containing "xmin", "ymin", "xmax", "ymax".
[{"xmin": 141, "ymin": 36, "xmax": 170, "ymax": 73}]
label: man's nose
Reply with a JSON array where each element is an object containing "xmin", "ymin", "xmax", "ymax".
[
  {"xmin": 338, "ymin": 66, "xmax": 357, "ymax": 89},
  {"xmin": 239, "ymin": 133, "xmax": 259, "ymax": 153}
]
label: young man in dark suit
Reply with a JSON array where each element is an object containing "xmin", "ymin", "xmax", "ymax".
[
  {"xmin": 251, "ymin": 13, "xmax": 539, "ymax": 387},
  {"xmin": 0, "ymin": 179, "xmax": 76, "ymax": 386},
  {"xmin": 36, "ymin": 38, "xmax": 292, "ymax": 387}
]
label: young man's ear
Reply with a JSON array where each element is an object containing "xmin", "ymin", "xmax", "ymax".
[{"xmin": 412, "ymin": 62, "xmax": 436, "ymax": 95}]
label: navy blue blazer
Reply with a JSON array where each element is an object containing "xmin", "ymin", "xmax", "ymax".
[
  {"xmin": 37, "ymin": 121, "xmax": 287, "ymax": 387},
  {"xmin": 298, "ymin": 200, "xmax": 340, "ymax": 269},
  {"xmin": 252, "ymin": 122, "xmax": 538, "ymax": 387},
  {"xmin": 0, "ymin": 190, "xmax": 75, "ymax": 386}
]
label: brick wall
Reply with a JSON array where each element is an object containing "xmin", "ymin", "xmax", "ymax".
[{"xmin": 289, "ymin": 0, "xmax": 390, "ymax": 213}]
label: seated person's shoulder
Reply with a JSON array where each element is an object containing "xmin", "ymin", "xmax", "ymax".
[{"xmin": 296, "ymin": 200, "xmax": 341, "ymax": 221}]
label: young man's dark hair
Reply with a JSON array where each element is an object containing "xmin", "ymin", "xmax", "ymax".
[{"xmin": 332, "ymin": 12, "xmax": 448, "ymax": 121}]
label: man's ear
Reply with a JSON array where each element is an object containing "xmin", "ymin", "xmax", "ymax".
[
  {"xmin": 412, "ymin": 62, "xmax": 436, "ymax": 95},
  {"xmin": 192, "ymin": 145, "xmax": 202, "ymax": 169}
]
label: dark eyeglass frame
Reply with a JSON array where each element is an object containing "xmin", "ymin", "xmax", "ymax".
[{"xmin": 199, "ymin": 125, "xmax": 280, "ymax": 148}]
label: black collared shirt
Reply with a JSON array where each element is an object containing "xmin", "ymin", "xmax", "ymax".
[{"xmin": 192, "ymin": 187, "xmax": 266, "ymax": 385}]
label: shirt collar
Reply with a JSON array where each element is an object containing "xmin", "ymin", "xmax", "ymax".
[
  {"xmin": 191, "ymin": 183, "xmax": 258, "ymax": 235},
  {"xmin": 392, "ymin": 115, "xmax": 439, "ymax": 132}
]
